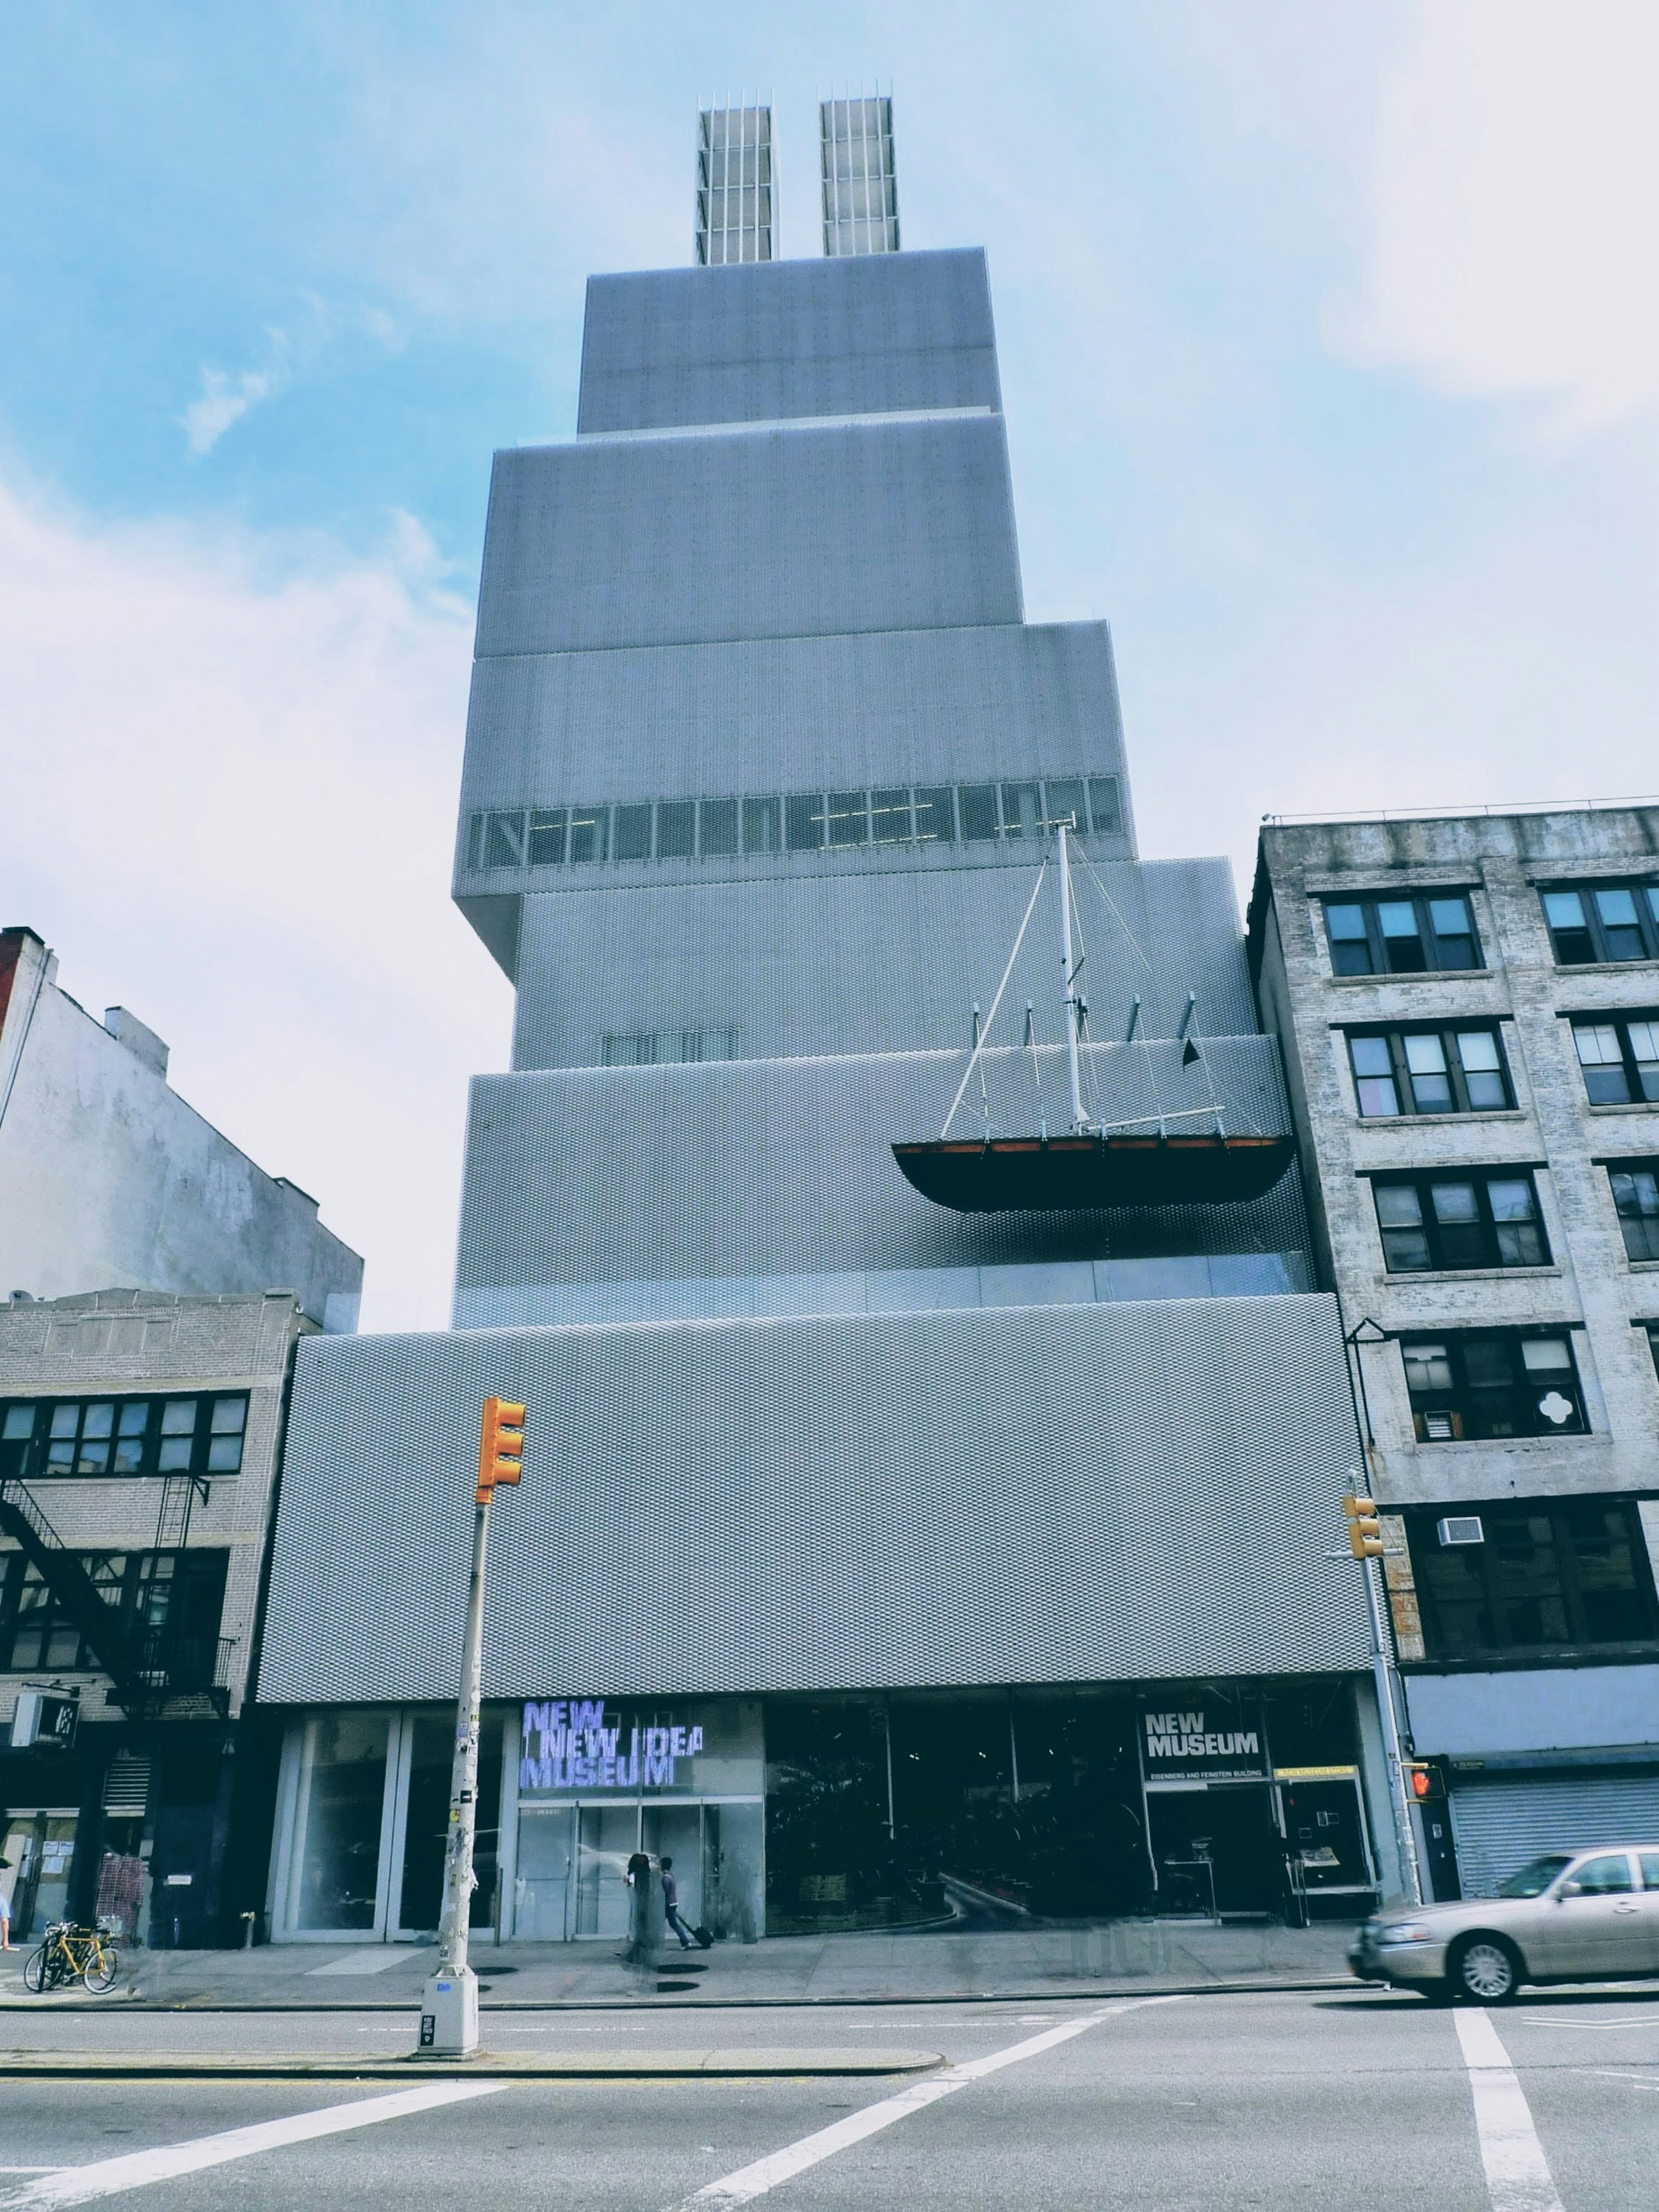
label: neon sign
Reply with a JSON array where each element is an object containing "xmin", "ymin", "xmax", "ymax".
[{"xmin": 519, "ymin": 1700, "xmax": 705, "ymax": 1792}]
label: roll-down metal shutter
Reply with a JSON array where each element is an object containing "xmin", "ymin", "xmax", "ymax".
[{"xmin": 1450, "ymin": 1772, "xmax": 1659, "ymax": 1897}]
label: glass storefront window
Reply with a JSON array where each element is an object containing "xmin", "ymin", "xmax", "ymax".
[{"xmin": 293, "ymin": 1712, "xmax": 389, "ymax": 1931}]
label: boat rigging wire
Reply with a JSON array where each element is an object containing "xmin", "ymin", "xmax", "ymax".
[{"xmin": 940, "ymin": 857, "xmax": 1051, "ymax": 1138}]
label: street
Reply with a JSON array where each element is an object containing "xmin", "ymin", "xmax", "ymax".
[{"xmin": 5, "ymin": 1985, "xmax": 1659, "ymax": 2209}]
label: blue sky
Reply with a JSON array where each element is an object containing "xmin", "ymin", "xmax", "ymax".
[{"xmin": 3, "ymin": 2, "xmax": 1655, "ymax": 1325}]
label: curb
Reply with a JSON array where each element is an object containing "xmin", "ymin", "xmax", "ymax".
[
  {"xmin": 0, "ymin": 1975, "xmax": 1357, "ymax": 2015},
  {"xmin": 0, "ymin": 2046, "xmax": 944, "ymax": 2080}
]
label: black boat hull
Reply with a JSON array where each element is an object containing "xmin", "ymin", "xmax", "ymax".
[{"xmin": 892, "ymin": 1132, "xmax": 1296, "ymax": 1211}]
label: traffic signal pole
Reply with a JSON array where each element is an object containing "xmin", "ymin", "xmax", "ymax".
[
  {"xmin": 420, "ymin": 1397, "xmax": 525, "ymax": 2059},
  {"xmin": 1339, "ymin": 1490, "xmax": 1423, "ymax": 1908},
  {"xmin": 1360, "ymin": 1550, "xmax": 1424, "ymax": 1910}
]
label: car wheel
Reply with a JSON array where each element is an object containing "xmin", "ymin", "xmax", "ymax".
[{"xmin": 1451, "ymin": 1935, "xmax": 1521, "ymax": 2004}]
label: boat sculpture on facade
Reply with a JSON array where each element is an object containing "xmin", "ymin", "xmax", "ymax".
[{"xmin": 892, "ymin": 817, "xmax": 1295, "ymax": 1213}]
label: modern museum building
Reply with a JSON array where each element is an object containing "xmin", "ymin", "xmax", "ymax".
[{"xmin": 252, "ymin": 109, "xmax": 1401, "ymax": 1948}]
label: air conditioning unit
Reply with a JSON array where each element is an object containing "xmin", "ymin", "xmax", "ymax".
[{"xmin": 1437, "ymin": 1515, "xmax": 1485, "ymax": 1547}]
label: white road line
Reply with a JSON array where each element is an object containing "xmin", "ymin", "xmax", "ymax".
[
  {"xmin": 667, "ymin": 1997, "xmax": 1184, "ymax": 2212},
  {"xmin": 1454, "ymin": 2008, "xmax": 1565, "ymax": 2212},
  {"xmin": 1587, "ymin": 2068, "xmax": 1659, "ymax": 2093},
  {"xmin": 0, "ymin": 2079, "xmax": 505, "ymax": 2208}
]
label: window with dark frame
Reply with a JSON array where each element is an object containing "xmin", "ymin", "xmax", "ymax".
[
  {"xmin": 1541, "ymin": 882, "xmax": 1659, "ymax": 965},
  {"xmin": 1346, "ymin": 1024, "xmax": 1512, "ymax": 1116},
  {"xmin": 0, "ymin": 1394, "xmax": 248, "ymax": 1484},
  {"xmin": 1322, "ymin": 893, "xmax": 1481, "ymax": 977},
  {"xmin": 1407, "ymin": 1498, "xmax": 1659, "ymax": 1660},
  {"xmin": 1371, "ymin": 1170, "xmax": 1548, "ymax": 1273},
  {"xmin": 0, "ymin": 1548, "xmax": 230, "ymax": 1680},
  {"xmin": 1608, "ymin": 1163, "xmax": 1659, "ymax": 1262},
  {"xmin": 1572, "ymin": 1014, "xmax": 1659, "ymax": 1105},
  {"xmin": 1399, "ymin": 1331, "xmax": 1587, "ymax": 1442}
]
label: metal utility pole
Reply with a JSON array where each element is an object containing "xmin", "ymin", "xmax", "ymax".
[
  {"xmin": 1341, "ymin": 1491, "xmax": 1423, "ymax": 1908},
  {"xmin": 420, "ymin": 1396, "xmax": 524, "ymax": 2059}
]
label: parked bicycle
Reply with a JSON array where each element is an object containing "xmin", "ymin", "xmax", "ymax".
[{"xmin": 22, "ymin": 1918, "xmax": 120, "ymax": 1994}]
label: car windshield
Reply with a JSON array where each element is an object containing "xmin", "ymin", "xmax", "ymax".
[{"xmin": 1497, "ymin": 1854, "xmax": 1575, "ymax": 1898}]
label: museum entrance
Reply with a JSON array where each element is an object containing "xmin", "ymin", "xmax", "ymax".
[{"xmin": 1144, "ymin": 1783, "xmax": 1286, "ymax": 1918}]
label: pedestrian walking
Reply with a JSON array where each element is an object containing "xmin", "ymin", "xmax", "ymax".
[
  {"xmin": 0, "ymin": 1861, "xmax": 12, "ymax": 1950},
  {"xmin": 660, "ymin": 1856, "xmax": 696, "ymax": 1951},
  {"xmin": 624, "ymin": 1849, "xmax": 655, "ymax": 1965}
]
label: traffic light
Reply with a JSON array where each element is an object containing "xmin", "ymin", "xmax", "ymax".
[
  {"xmin": 1341, "ymin": 1493, "xmax": 1383, "ymax": 1559},
  {"xmin": 477, "ymin": 1396, "xmax": 527, "ymax": 1504},
  {"xmin": 1404, "ymin": 1761, "xmax": 1444, "ymax": 1803}
]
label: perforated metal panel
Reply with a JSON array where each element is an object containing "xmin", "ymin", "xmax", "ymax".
[
  {"xmin": 576, "ymin": 250, "xmax": 1000, "ymax": 434},
  {"xmin": 260, "ymin": 1295, "xmax": 1370, "ymax": 1707},
  {"xmin": 456, "ymin": 1043, "xmax": 1304, "ymax": 1308},
  {"xmin": 476, "ymin": 413, "xmax": 1021, "ymax": 660}
]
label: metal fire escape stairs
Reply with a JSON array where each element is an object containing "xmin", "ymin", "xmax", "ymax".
[{"xmin": 0, "ymin": 1474, "xmax": 230, "ymax": 1719}]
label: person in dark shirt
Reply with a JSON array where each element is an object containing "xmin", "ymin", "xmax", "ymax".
[{"xmin": 660, "ymin": 1856, "xmax": 696, "ymax": 1950}]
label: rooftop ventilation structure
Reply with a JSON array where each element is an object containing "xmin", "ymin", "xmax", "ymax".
[
  {"xmin": 821, "ymin": 93, "xmax": 899, "ymax": 255},
  {"xmin": 696, "ymin": 101, "xmax": 775, "ymax": 264}
]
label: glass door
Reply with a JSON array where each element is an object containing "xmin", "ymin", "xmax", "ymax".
[
  {"xmin": 287, "ymin": 1711, "xmax": 392, "ymax": 1935},
  {"xmin": 643, "ymin": 1804, "xmax": 703, "ymax": 1933},
  {"xmin": 573, "ymin": 1805, "xmax": 636, "ymax": 1937},
  {"xmin": 514, "ymin": 1806, "xmax": 577, "ymax": 1940}
]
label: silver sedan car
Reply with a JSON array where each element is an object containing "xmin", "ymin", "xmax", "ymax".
[{"xmin": 1350, "ymin": 1846, "xmax": 1659, "ymax": 2002}]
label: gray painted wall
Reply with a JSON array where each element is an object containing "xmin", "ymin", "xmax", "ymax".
[{"xmin": 0, "ymin": 934, "xmax": 362, "ymax": 1326}]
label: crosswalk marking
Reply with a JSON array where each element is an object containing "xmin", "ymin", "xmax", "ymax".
[
  {"xmin": 666, "ymin": 1998, "xmax": 1185, "ymax": 2212},
  {"xmin": 1454, "ymin": 2008, "xmax": 1565, "ymax": 2212},
  {"xmin": 0, "ymin": 2079, "xmax": 504, "ymax": 2207}
]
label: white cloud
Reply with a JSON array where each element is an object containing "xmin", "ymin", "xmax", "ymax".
[
  {"xmin": 1344, "ymin": 0, "xmax": 1659, "ymax": 429},
  {"xmin": 181, "ymin": 359, "xmax": 287, "ymax": 454},
  {"xmin": 0, "ymin": 474, "xmax": 512, "ymax": 1329}
]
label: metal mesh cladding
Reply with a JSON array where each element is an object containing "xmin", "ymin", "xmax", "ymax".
[
  {"xmin": 259, "ymin": 1296, "xmax": 1370, "ymax": 1706},
  {"xmin": 473, "ymin": 412, "xmax": 1022, "ymax": 659},
  {"xmin": 456, "ymin": 1044, "xmax": 1305, "ymax": 1302},
  {"xmin": 505, "ymin": 855, "xmax": 1249, "ymax": 1069},
  {"xmin": 575, "ymin": 250, "xmax": 1000, "ymax": 434}
]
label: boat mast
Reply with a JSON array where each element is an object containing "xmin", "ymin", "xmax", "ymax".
[{"xmin": 1055, "ymin": 815, "xmax": 1088, "ymax": 1134}]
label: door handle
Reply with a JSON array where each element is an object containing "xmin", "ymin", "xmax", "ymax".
[{"xmin": 1614, "ymin": 1901, "xmax": 1640, "ymax": 1914}]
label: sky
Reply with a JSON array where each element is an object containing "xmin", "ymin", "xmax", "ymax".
[{"xmin": 2, "ymin": 1, "xmax": 1656, "ymax": 1329}]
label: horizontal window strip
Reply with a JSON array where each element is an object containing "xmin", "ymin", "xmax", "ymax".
[{"xmin": 465, "ymin": 774, "xmax": 1124, "ymax": 874}]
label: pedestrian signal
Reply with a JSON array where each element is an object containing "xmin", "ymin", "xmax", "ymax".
[
  {"xmin": 1404, "ymin": 1762, "xmax": 1443, "ymax": 1803},
  {"xmin": 477, "ymin": 1396, "xmax": 527, "ymax": 1503},
  {"xmin": 1341, "ymin": 1493, "xmax": 1383, "ymax": 1559}
]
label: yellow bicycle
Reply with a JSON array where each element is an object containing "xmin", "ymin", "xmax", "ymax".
[{"xmin": 22, "ymin": 1919, "xmax": 120, "ymax": 1994}]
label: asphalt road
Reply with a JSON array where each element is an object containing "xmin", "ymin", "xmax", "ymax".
[{"xmin": 4, "ymin": 1985, "xmax": 1659, "ymax": 2209}]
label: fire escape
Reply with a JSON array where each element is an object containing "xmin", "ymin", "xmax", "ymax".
[{"xmin": 0, "ymin": 1475, "xmax": 233, "ymax": 1719}]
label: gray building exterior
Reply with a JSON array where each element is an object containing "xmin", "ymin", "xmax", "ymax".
[
  {"xmin": 0, "ymin": 926, "xmax": 362, "ymax": 1329},
  {"xmin": 260, "ymin": 232, "xmax": 1396, "ymax": 1947},
  {"xmin": 0, "ymin": 1291, "xmax": 327, "ymax": 1948},
  {"xmin": 1250, "ymin": 809, "xmax": 1659, "ymax": 1897}
]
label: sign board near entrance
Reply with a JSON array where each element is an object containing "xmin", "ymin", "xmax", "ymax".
[
  {"xmin": 1142, "ymin": 1706, "xmax": 1267, "ymax": 1784},
  {"xmin": 520, "ymin": 1700, "xmax": 704, "ymax": 1792}
]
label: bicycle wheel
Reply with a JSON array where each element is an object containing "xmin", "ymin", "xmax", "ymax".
[
  {"xmin": 83, "ymin": 1944, "xmax": 118, "ymax": 1994},
  {"xmin": 22, "ymin": 1944, "xmax": 48, "ymax": 1994}
]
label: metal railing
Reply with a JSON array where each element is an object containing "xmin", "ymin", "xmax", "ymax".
[{"xmin": 1261, "ymin": 794, "xmax": 1659, "ymax": 828}]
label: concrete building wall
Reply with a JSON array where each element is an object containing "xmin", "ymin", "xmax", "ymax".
[
  {"xmin": 0, "ymin": 929, "xmax": 362, "ymax": 1326},
  {"xmin": 0, "ymin": 1287, "xmax": 311, "ymax": 1726},
  {"xmin": 1249, "ymin": 809, "xmax": 1659, "ymax": 1509}
]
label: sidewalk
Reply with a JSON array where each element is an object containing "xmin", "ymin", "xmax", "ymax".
[{"xmin": 0, "ymin": 1919, "xmax": 1358, "ymax": 2011}]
